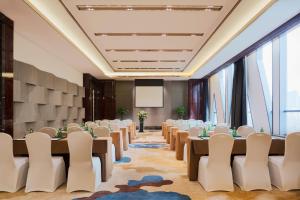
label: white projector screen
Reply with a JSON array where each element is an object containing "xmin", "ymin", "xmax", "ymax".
[{"xmin": 135, "ymin": 86, "xmax": 163, "ymax": 107}]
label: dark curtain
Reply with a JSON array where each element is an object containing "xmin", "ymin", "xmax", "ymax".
[
  {"xmin": 188, "ymin": 79, "xmax": 208, "ymax": 120},
  {"xmin": 231, "ymin": 58, "xmax": 247, "ymax": 128}
]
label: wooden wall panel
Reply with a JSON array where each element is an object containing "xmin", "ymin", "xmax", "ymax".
[
  {"xmin": 188, "ymin": 79, "xmax": 208, "ymax": 120},
  {"xmin": 0, "ymin": 13, "xmax": 14, "ymax": 136}
]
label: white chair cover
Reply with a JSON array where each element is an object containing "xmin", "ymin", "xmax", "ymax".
[
  {"xmin": 0, "ymin": 133, "xmax": 29, "ymax": 192},
  {"xmin": 94, "ymin": 127, "xmax": 116, "ymax": 163},
  {"xmin": 67, "ymin": 131, "xmax": 101, "ymax": 192},
  {"xmin": 214, "ymin": 125, "xmax": 229, "ymax": 134},
  {"xmin": 269, "ymin": 132, "xmax": 300, "ymax": 191},
  {"xmin": 38, "ymin": 127, "xmax": 57, "ymax": 138},
  {"xmin": 233, "ymin": 133, "xmax": 272, "ymax": 191},
  {"xmin": 198, "ymin": 134, "xmax": 234, "ymax": 191},
  {"xmin": 189, "ymin": 127, "xmax": 203, "ymax": 137},
  {"xmin": 67, "ymin": 126, "xmax": 82, "ymax": 134},
  {"xmin": 25, "ymin": 132, "xmax": 66, "ymax": 192},
  {"xmin": 237, "ymin": 126, "xmax": 255, "ymax": 138},
  {"xmin": 67, "ymin": 123, "xmax": 80, "ymax": 128},
  {"xmin": 100, "ymin": 120, "xmax": 110, "ymax": 128}
]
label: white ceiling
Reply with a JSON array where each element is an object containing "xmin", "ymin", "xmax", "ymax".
[{"xmin": 61, "ymin": 0, "xmax": 239, "ymax": 72}]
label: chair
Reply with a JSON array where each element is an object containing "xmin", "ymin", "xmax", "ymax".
[
  {"xmin": 25, "ymin": 132, "xmax": 66, "ymax": 192},
  {"xmin": 94, "ymin": 127, "xmax": 116, "ymax": 162},
  {"xmin": 38, "ymin": 127, "xmax": 57, "ymax": 138},
  {"xmin": 269, "ymin": 132, "xmax": 300, "ymax": 191},
  {"xmin": 100, "ymin": 120, "xmax": 110, "ymax": 128},
  {"xmin": 198, "ymin": 134, "xmax": 234, "ymax": 191},
  {"xmin": 67, "ymin": 132, "xmax": 101, "ymax": 192},
  {"xmin": 183, "ymin": 127, "xmax": 203, "ymax": 162},
  {"xmin": 67, "ymin": 123, "xmax": 80, "ymax": 128},
  {"xmin": 232, "ymin": 133, "xmax": 272, "ymax": 191},
  {"xmin": 237, "ymin": 126, "xmax": 255, "ymax": 138},
  {"xmin": 67, "ymin": 126, "xmax": 82, "ymax": 134},
  {"xmin": 189, "ymin": 127, "xmax": 203, "ymax": 137},
  {"xmin": 88, "ymin": 123, "xmax": 98, "ymax": 130},
  {"xmin": 0, "ymin": 133, "xmax": 29, "ymax": 192},
  {"xmin": 214, "ymin": 126, "xmax": 229, "ymax": 134}
]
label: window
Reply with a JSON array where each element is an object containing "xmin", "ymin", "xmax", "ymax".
[
  {"xmin": 280, "ymin": 24, "xmax": 300, "ymax": 135},
  {"xmin": 257, "ymin": 42, "xmax": 273, "ymax": 131}
]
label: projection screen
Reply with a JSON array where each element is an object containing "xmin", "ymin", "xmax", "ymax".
[{"xmin": 135, "ymin": 86, "xmax": 163, "ymax": 107}]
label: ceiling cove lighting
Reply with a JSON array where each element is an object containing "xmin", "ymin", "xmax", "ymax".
[
  {"xmin": 105, "ymin": 49, "xmax": 193, "ymax": 52},
  {"xmin": 113, "ymin": 60, "xmax": 185, "ymax": 63},
  {"xmin": 77, "ymin": 5, "xmax": 223, "ymax": 11},
  {"xmin": 95, "ymin": 33, "xmax": 203, "ymax": 36}
]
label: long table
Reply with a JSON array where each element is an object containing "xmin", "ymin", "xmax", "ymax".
[
  {"xmin": 13, "ymin": 137, "xmax": 113, "ymax": 182},
  {"xmin": 187, "ymin": 136, "xmax": 285, "ymax": 181}
]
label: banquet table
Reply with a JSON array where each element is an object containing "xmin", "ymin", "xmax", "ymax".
[
  {"xmin": 13, "ymin": 137, "xmax": 113, "ymax": 182},
  {"xmin": 187, "ymin": 136, "xmax": 285, "ymax": 181}
]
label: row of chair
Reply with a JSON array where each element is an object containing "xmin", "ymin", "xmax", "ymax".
[
  {"xmin": 0, "ymin": 132, "xmax": 102, "ymax": 193},
  {"xmin": 197, "ymin": 132, "xmax": 300, "ymax": 192}
]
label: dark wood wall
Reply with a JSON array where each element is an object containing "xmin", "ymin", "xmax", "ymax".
[
  {"xmin": 188, "ymin": 79, "xmax": 208, "ymax": 120},
  {"xmin": 0, "ymin": 13, "xmax": 13, "ymax": 136},
  {"xmin": 83, "ymin": 74, "xmax": 116, "ymax": 121}
]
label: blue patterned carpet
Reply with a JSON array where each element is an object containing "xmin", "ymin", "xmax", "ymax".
[
  {"xmin": 96, "ymin": 189, "xmax": 191, "ymax": 200},
  {"xmin": 114, "ymin": 156, "xmax": 131, "ymax": 164},
  {"xmin": 75, "ymin": 175, "xmax": 191, "ymax": 200},
  {"xmin": 129, "ymin": 143, "xmax": 166, "ymax": 149}
]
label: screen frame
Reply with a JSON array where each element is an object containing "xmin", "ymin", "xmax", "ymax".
[{"xmin": 134, "ymin": 86, "xmax": 164, "ymax": 108}]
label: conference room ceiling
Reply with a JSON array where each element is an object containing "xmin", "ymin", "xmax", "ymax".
[{"xmin": 60, "ymin": 0, "xmax": 240, "ymax": 73}]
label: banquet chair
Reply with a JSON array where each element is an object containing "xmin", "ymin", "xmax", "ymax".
[
  {"xmin": 25, "ymin": 132, "xmax": 66, "ymax": 192},
  {"xmin": 0, "ymin": 133, "xmax": 29, "ymax": 192},
  {"xmin": 94, "ymin": 126, "xmax": 116, "ymax": 162},
  {"xmin": 183, "ymin": 127, "xmax": 203, "ymax": 162},
  {"xmin": 198, "ymin": 134, "xmax": 234, "ymax": 191},
  {"xmin": 67, "ymin": 126, "xmax": 82, "ymax": 134},
  {"xmin": 269, "ymin": 132, "xmax": 300, "ymax": 191},
  {"xmin": 67, "ymin": 123, "xmax": 80, "ymax": 128},
  {"xmin": 232, "ymin": 133, "xmax": 272, "ymax": 191},
  {"xmin": 214, "ymin": 125, "xmax": 229, "ymax": 134},
  {"xmin": 38, "ymin": 127, "xmax": 57, "ymax": 138},
  {"xmin": 237, "ymin": 126, "xmax": 255, "ymax": 138},
  {"xmin": 67, "ymin": 132, "xmax": 101, "ymax": 192}
]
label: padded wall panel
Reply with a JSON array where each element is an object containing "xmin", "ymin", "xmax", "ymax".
[
  {"xmin": 14, "ymin": 61, "xmax": 38, "ymax": 85},
  {"xmin": 48, "ymin": 90, "xmax": 63, "ymax": 106},
  {"xmin": 56, "ymin": 106, "xmax": 68, "ymax": 120},
  {"xmin": 13, "ymin": 80, "xmax": 26, "ymax": 102},
  {"xmin": 63, "ymin": 94, "xmax": 74, "ymax": 107},
  {"xmin": 13, "ymin": 60, "xmax": 85, "ymax": 138},
  {"xmin": 39, "ymin": 104, "xmax": 56, "ymax": 121},
  {"xmin": 68, "ymin": 107, "xmax": 78, "ymax": 119},
  {"xmin": 13, "ymin": 122, "xmax": 26, "ymax": 139},
  {"xmin": 68, "ymin": 82, "xmax": 78, "ymax": 95},
  {"xmin": 14, "ymin": 102, "xmax": 39, "ymax": 123},
  {"xmin": 54, "ymin": 77, "xmax": 68, "ymax": 93},
  {"xmin": 74, "ymin": 95, "xmax": 82, "ymax": 107},
  {"xmin": 78, "ymin": 86, "xmax": 85, "ymax": 97},
  {"xmin": 27, "ymin": 85, "xmax": 48, "ymax": 104},
  {"xmin": 38, "ymin": 70, "xmax": 55, "ymax": 90}
]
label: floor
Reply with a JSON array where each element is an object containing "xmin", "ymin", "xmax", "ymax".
[{"xmin": 1, "ymin": 131, "xmax": 299, "ymax": 200}]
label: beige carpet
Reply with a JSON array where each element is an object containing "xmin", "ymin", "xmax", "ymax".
[{"xmin": 1, "ymin": 131, "xmax": 299, "ymax": 200}]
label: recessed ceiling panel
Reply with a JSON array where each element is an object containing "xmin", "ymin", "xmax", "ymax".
[{"xmin": 61, "ymin": 0, "xmax": 240, "ymax": 72}]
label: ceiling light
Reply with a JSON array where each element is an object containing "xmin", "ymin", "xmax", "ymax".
[{"xmin": 127, "ymin": 8, "xmax": 133, "ymax": 11}]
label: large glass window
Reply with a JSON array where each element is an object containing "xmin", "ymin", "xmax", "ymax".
[
  {"xmin": 280, "ymin": 24, "xmax": 300, "ymax": 135},
  {"xmin": 257, "ymin": 42, "xmax": 273, "ymax": 131}
]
